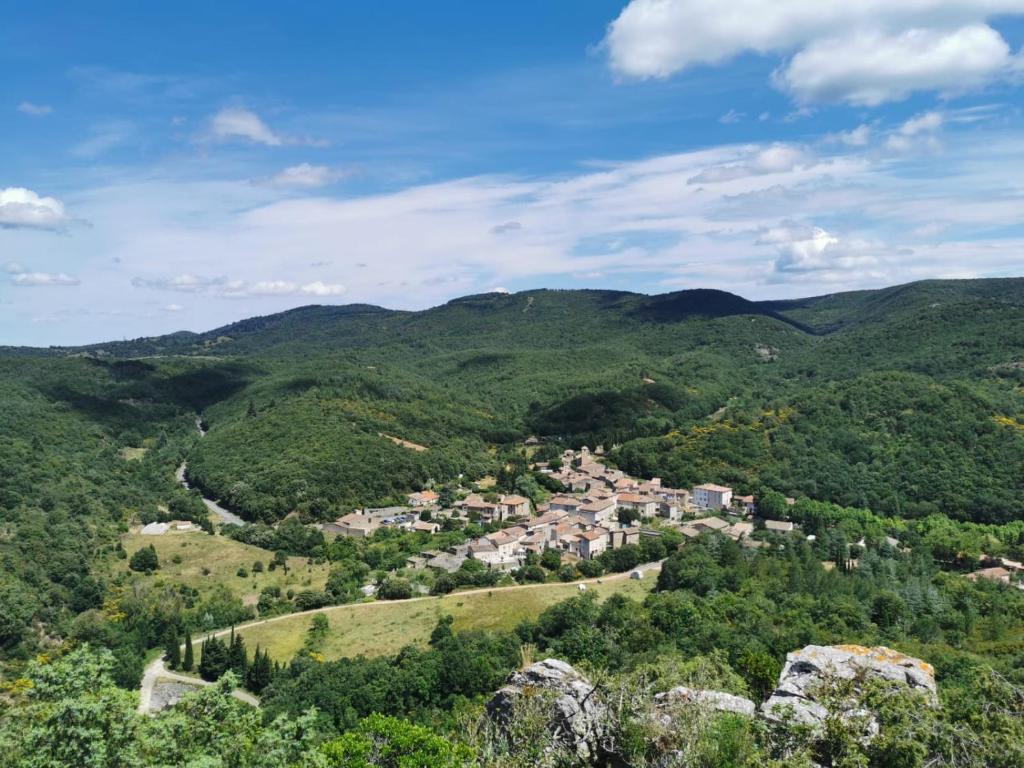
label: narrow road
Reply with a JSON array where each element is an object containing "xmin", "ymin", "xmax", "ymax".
[
  {"xmin": 176, "ymin": 416, "xmax": 244, "ymax": 526},
  {"xmin": 138, "ymin": 657, "xmax": 258, "ymax": 714},
  {"xmin": 200, "ymin": 559, "xmax": 664, "ymax": 641},
  {"xmin": 138, "ymin": 561, "xmax": 662, "ymax": 711}
]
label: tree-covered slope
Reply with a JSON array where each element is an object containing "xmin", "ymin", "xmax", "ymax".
[{"xmin": 4, "ymin": 279, "xmax": 1023, "ymax": 525}]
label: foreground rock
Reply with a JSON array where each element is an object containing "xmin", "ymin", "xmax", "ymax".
[
  {"xmin": 486, "ymin": 658, "xmax": 607, "ymax": 760},
  {"xmin": 654, "ymin": 686, "xmax": 756, "ymax": 717},
  {"xmin": 761, "ymin": 644, "xmax": 937, "ymax": 729}
]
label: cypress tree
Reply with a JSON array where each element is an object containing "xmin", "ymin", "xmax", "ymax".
[
  {"xmin": 183, "ymin": 631, "xmax": 194, "ymax": 672},
  {"xmin": 164, "ymin": 627, "xmax": 181, "ymax": 670},
  {"xmin": 245, "ymin": 645, "xmax": 273, "ymax": 693},
  {"xmin": 228, "ymin": 628, "xmax": 247, "ymax": 677}
]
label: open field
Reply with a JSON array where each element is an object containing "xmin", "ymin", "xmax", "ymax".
[
  {"xmin": 230, "ymin": 567, "xmax": 659, "ymax": 663},
  {"xmin": 111, "ymin": 530, "xmax": 331, "ymax": 607}
]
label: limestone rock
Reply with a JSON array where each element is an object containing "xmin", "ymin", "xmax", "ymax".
[
  {"xmin": 486, "ymin": 658, "xmax": 607, "ymax": 760},
  {"xmin": 654, "ymin": 686, "xmax": 756, "ymax": 718},
  {"xmin": 761, "ymin": 644, "xmax": 937, "ymax": 730}
]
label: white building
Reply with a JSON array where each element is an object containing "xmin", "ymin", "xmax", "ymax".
[{"xmin": 692, "ymin": 483, "xmax": 733, "ymax": 510}]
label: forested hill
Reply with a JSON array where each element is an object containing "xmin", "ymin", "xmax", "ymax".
[{"xmin": 3, "ymin": 278, "xmax": 1023, "ymax": 529}]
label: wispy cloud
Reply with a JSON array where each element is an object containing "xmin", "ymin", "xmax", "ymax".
[{"xmin": 17, "ymin": 101, "xmax": 53, "ymax": 116}]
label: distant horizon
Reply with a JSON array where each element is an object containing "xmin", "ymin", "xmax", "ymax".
[
  {"xmin": 4, "ymin": 2, "xmax": 1024, "ymax": 345},
  {"xmin": 9, "ymin": 274, "xmax": 1022, "ymax": 350}
]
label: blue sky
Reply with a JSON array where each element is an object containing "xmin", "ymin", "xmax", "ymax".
[{"xmin": 2, "ymin": 1, "xmax": 1024, "ymax": 345}]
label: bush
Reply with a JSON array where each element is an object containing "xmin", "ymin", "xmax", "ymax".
[
  {"xmin": 128, "ymin": 545, "xmax": 159, "ymax": 573},
  {"xmin": 378, "ymin": 577, "xmax": 413, "ymax": 601}
]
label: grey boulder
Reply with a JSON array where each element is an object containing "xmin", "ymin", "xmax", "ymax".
[
  {"xmin": 486, "ymin": 658, "xmax": 607, "ymax": 761},
  {"xmin": 761, "ymin": 644, "xmax": 937, "ymax": 730},
  {"xmin": 655, "ymin": 686, "xmax": 756, "ymax": 718}
]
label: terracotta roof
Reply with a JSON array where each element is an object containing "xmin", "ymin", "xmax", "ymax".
[
  {"xmin": 617, "ymin": 493, "xmax": 656, "ymax": 504},
  {"xmin": 694, "ymin": 483, "xmax": 732, "ymax": 493}
]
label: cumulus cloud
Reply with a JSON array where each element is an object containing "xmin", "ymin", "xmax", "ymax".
[
  {"xmin": 688, "ymin": 145, "xmax": 807, "ymax": 184},
  {"xmin": 604, "ymin": 0, "xmax": 1024, "ymax": 104},
  {"xmin": 11, "ymin": 271, "xmax": 80, "ymax": 286},
  {"xmin": 760, "ymin": 223, "xmax": 880, "ymax": 274},
  {"xmin": 17, "ymin": 101, "xmax": 53, "ymax": 116},
  {"xmin": 209, "ymin": 107, "xmax": 283, "ymax": 146},
  {"xmin": 777, "ymin": 25, "xmax": 1015, "ymax": 105},
  {"xmin": 0, "ymin": 187, "xmax": 72, "ymax": 231}
]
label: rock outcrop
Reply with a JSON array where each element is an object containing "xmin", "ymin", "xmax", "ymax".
[
  {"xmin": 486, "ymin": 658, "xmax": 607, "ymax": 760},
  {"xmin": 761, "ymin": 644, "xmax": 937, "ymax": 729},
  {"xmin": 654, "ymin": 686, "xmax": 756, "ymax": 717}
]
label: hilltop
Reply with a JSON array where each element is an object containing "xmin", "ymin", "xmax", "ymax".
[{"xmin": 3, "ymin": 279, "xmax": 1022, "ymax": 524}]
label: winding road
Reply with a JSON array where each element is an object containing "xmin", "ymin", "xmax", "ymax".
[{"xmin": 176, "ymin": 417, "xmax": 244, "ymax": 526}]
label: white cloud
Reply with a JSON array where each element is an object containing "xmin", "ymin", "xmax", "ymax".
[
  {"xmin": 209, "ymin": 107, "xmax": 283, "ymax": 146},
  {"xmin": 131, "ymin": 274, "xmax": 223, "ymax": 292},
  {"xmin": 718, "ymin": 109, "xmax": 744, "ymax": 124},
  {"xmin": 162, "ymin": 303, "xmax": 184, "ymax": 312},
  {"xmin": 486, "ymin": 286, "xmax": 510, "ymax": 294},
  {"xmin": 3, "ymin": 262, "xmax": 26, "ymax": 274},
  {"xmin": 778, "ymin": 25, "xmax": 1015, "ymax": 105},
  {"xmin": 11, "ymin": 271, "xmax": 80, "ymax": 286},
  {"xmin": 0, "ymin": 187, "xmax": 72, "ymax": 231},
  {"xmin": 604, "ymin": 0, "xmax": 1024, "ymax": 104},
  {"xmin": 133, "ymin": 273, "xmax": 346, "ymax": 300},
  {"xmin": 885, "ymin": 110, "xmax": 944, "ymax": 151},
  {"xmin": 268, "ymin": 163, "xmax": 341, "ymax": 188},
  {"xmin": 825, "ymin": 124, "xmax": 872, "ymax": 146},
  {"xmin": 300, "ymin": 281, "xmax": 346, "ymax": 297},
  {"xmin": 17, "ymin": 101, "xmax": 53, "ymax": 116},
  {"xmin": 689, "ymin": 144, "xmax": 807, "ymax": 183}
]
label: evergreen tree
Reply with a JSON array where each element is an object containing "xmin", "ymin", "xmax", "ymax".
[
  {"xmin": 198, "ymin": 635, "xmax": 231, "ymax": 682},
  {"xmin": 245, "ymin": 645, "xmax": 273, "ymax": 693},
  {"xmin": 228, "ymin": 626, "xmax": 247, "ymax": 677},
  {"xmin": 164, "ymin": 627, "xmax": 181, "ymax": 670},
  {"xmin": 182, "ymin": 630, "xmax": 194, "ymax": 672}
]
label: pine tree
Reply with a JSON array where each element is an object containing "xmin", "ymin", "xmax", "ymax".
[
  {"xmin": 182, "ymin": 631, "xmax": 194, "ymax": 672},
  {"xmin": 164, "ymin": 627, "xmax": 181, "ymax": 670}
]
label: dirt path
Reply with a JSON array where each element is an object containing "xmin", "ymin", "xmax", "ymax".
[
  {"xmin": 204, "ymin": 559, "xmax": 662, "ymax": 640},
  {"xmin": 138, "ymin": 561, "xmax": 662, "ymax": 710},
  {"xmin": 138, "ymin": 657, "xmax": 259, "ymax": 714}
]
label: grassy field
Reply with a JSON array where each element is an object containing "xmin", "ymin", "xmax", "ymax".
[
  {"xmin": 113, "ymin": 530, "xmax": 331, "ymax": 607},
  {"xmin": 231, "ymin": 569, "xmax": 658, "ymax": 663}
]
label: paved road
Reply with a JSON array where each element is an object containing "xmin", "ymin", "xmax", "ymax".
[
  {"xmin": 138, "ymin": 560, "xmax": 662, "ymax": 711},
  {"xmin": 176, "ymin": 461, "xmax": 245, "ymax": 526},
  {"xmin": 138, "ymin": 657, "xmax": 259, "ymax": 714}
]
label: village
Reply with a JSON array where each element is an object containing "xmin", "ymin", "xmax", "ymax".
[{"xmin": 318, "ymin": 444, "xmax": 805, "ymax": 575}]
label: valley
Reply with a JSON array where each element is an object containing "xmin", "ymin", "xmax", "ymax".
[{"xmin": 2, "ymin": 279, "xmax": 1024, "ymax": 766}]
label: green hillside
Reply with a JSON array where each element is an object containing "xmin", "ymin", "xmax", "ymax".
[
  {"xmin": 1, "ymin": 278, "xmax": 1023, "ymax": 680},
  {"xmin": 7, "ymin": 280, "xmax": 1020, "ymax": 525}
]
